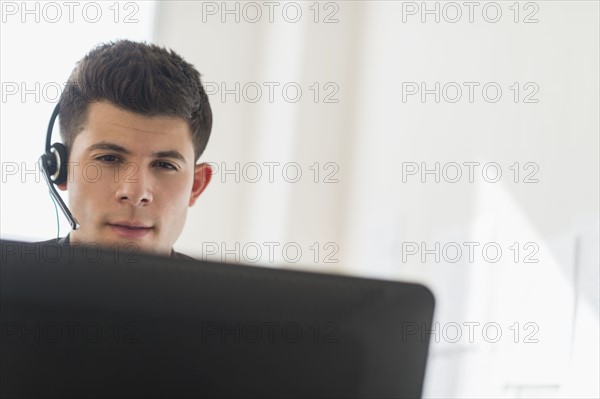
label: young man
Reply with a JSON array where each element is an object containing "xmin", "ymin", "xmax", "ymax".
[{"xmin": 40, "ymin": 40, "xmax": 213, "ymax": 258}]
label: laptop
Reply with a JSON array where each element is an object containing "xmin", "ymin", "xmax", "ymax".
[{"xmin": 0, "ymin": 239, "xmax": 435, "ymax": 398}]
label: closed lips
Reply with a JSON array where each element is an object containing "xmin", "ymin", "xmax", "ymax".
[{"xmin": 109, "ymin": 223, "xmax": 152, "ymax": 229}]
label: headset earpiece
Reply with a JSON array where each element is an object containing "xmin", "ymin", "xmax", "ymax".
[{"xmin": 47, "ymin": 143, "xmax": 68, "ymax": 185}]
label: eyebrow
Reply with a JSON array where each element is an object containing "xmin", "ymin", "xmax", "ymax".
[{"xmin": 87, "ymin": 141, "xmax": 187, "ymax": 164}]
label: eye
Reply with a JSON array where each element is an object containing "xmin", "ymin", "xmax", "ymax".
[
  {"xmin": 95, "ymin": 154, "xmax": 122, "ymax": 164},
  {"xmin": 154, "ymin": 161, "xmax": 178, "ymax": 171}
]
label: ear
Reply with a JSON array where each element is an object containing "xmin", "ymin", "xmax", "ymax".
[
  {"xmin": 57, "ymin": 182, "xmax": 67, "ymax": 191},
  {"xmin": 189, "ymin": 163, "xmax": 213, "ymax": 207}
]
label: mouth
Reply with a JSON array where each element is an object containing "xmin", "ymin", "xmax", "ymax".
[{"xmin": 108, "ymin": 222, "xmax": 154, "ymax": 239}]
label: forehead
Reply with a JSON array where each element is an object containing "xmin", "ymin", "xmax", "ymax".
[{"xmin": 72, "ymin": 101, "xmax": 194, "ymax": 157}]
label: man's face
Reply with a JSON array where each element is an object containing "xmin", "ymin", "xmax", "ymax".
[{"xmin": 58, "ymin": 101, "xmax": 211, "ymax": 255}]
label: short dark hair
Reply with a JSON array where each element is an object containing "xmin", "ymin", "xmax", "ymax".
[{"xmin": 58, "ymin": 40, "xmax": 212, "ymax": 161}]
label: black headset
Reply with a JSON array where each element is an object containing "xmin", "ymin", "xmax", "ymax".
[{"xmin": 39, "ymin": 103, "xmax": 80, "ymax": 230}]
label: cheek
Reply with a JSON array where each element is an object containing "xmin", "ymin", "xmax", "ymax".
[
  {"xmin": 164, "ymin": 178, "xmax": 192, "ymax": 210},
  {"xmin": 155, "ymin": 174, "xmax": 195, "ymax": 210},
  {"xmin": 68, "ymin": 168, "xmax": 115, "ymax": 207}
]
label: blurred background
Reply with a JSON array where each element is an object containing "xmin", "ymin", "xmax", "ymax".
[{"xmin": 1, "ymin": 1, "xmax": 598, "ymax": 397}]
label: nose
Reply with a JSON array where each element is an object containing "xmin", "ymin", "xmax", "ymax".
[{"xmin": 115, "ymin": 164, "xmax": 153, "ymax": 207}]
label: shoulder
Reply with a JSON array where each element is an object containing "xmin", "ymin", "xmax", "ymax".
[
  {"xmin": 35, "ymin": 236, "xmax": 69, "ymax": 246},
  {"xmin": 34, "ymin": 238, "xmax": 195, "ymax": 261},
  {"xmin": 171, "ymin": 250, "xmax": 197, "ymax": 261}
]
